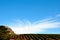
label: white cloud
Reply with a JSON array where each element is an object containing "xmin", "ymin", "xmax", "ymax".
[{"xmin": 7, "ymin": 15, "xmax": 60, "ymax": 34}]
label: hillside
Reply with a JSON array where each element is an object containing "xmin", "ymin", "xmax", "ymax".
[
  {"xmin": 0, "ymin": 26, "xmax": 60, "ymax": 40},
  {"xmin": 0, "ymin": 25, "xmax": 14, "ymax": 34},
  {"xmin": 19, "ymin": 34, "xmax": 60, "ymax": 40}
]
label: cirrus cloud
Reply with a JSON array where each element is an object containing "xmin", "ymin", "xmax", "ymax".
[{"xmin": 6, "ymin": 14, "xmax": 60, "ymax": 34}]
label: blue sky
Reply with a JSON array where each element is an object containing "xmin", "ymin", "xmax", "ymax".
[{"xmin": 0, "ymin": 0, "xmax": 60, "ymax": 34}]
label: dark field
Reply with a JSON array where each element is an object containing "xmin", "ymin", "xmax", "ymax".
[{"xmin": 10, "ymin": 34, "xmax": 60, "ymax": 40}]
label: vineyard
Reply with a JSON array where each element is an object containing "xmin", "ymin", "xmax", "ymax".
[
  {"xmin": 10, "ymin": 34, "xmax": 60, "ymax": 40},
  {"xmin": 0, "ymin": 26, "xmax": 60, "ymax": 40}
]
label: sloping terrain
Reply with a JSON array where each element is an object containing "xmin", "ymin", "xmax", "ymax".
[
  {"xmin": 0, "ymin": 25, "xmax": 14, "ymax": 34},
  {"xmin": 0, "ymin": 26, "xmax": 60, "ymax": 40},
  {"xmin": 14, "ymin": 34, "xmax": 60, "ymax": 40}
]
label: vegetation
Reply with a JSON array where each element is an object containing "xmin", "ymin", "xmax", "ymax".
[
  {"xmin": 0, "ymin": 26, "xmax": 10, "ymax": 40},
  {"xmin": 0, "ymin": 25, "xmax": 15, "ymax": 40},
  {"xmin": 0, "ymin": 25, "xmax": 60, "ymax": 40},
  {"xmin": 18, "ymin": 34, "xmax": 60, "ymax": 40}
]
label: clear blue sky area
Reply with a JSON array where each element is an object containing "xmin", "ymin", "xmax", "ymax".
[{"xmin": 0, "ymin": 0, "xmax": 60, "ymax": 22}]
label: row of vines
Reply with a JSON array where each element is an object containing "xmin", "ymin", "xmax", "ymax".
[{"xmin": 10, "ymin": 34, "xmax": 60, "ymax": 40}]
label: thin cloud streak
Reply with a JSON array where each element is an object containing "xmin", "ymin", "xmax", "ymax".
[{"xmin": 8, "ymin": 15, "xmax": 60, "ymax": 34}]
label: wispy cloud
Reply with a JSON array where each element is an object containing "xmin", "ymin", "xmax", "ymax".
[{"xmin": 6, "ymin": 14, "xmax": 60, "ymax": 34}]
